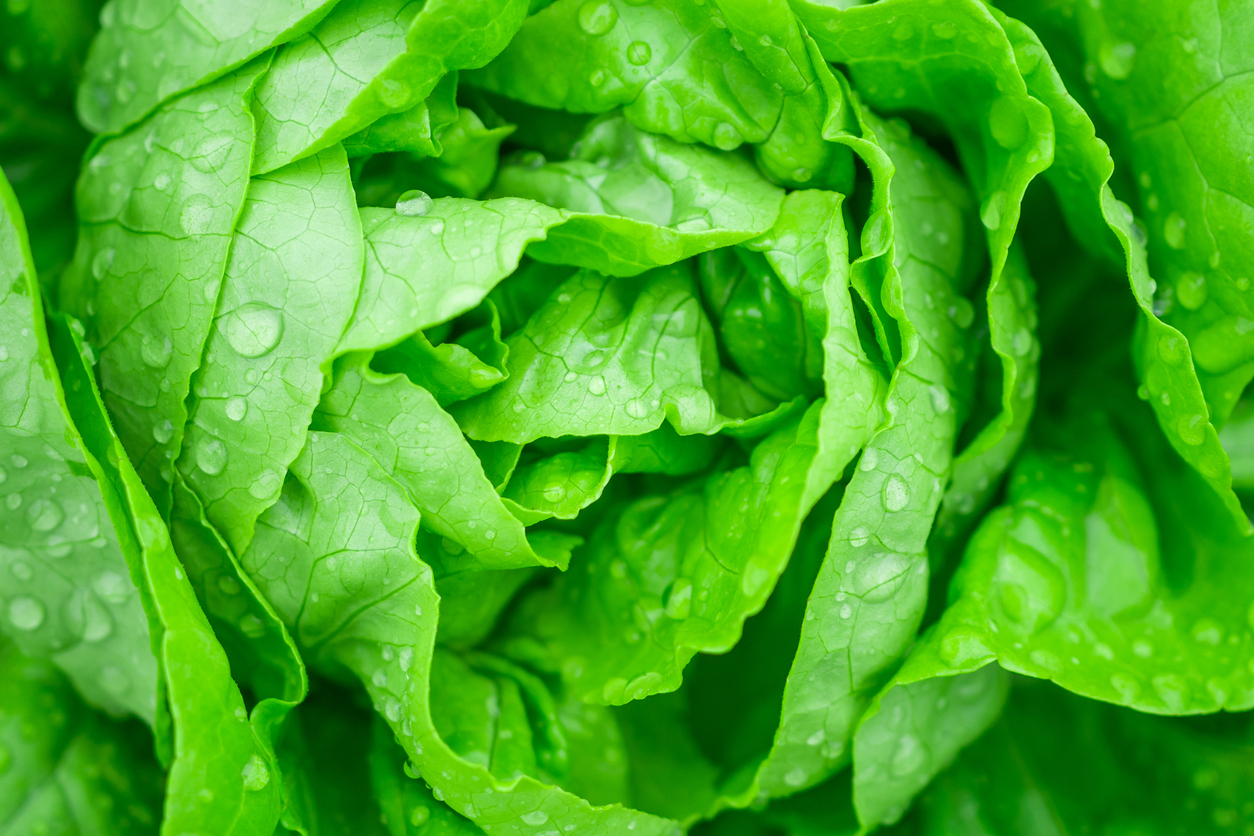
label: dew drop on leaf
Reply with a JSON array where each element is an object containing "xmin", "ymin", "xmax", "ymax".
[
  {"xmin": 1098, "ymin": 40, "xmax": 1136, "ymax": 79},
  {"xmin": 1176, "ymin": 414, "xmax": 1206, "ymax": 446},
  {"xmin": 980, "ymin": 191, "xmax": 1007, "ymax": 230},
  {"xmin": 1163, "ymin": 212, "xmax": 1187, "ymax": 249},
  {"xmin": 27, "ymin": 498, "xmax": 64, "ymax": 532},
  {"xmin": 395, "ymin": 190, "xmax": 434, "ymax": 217},
  {"xmin": 883, "ymin": 474, "xmax": 910, "ymax": 511},
  {"xmin": 197, "ymin": 437, "xmax": 228, "ymax": 475},
  {"xmin": 8, "ymin": 597, "xmax": 44, "ymax": 631},
  {"xmin": 140, "ymin": 335, "xmax": 173, "ymax": 369},
  {"xmin": 627, "ymin": 41, "xmax": 651, "ymax": 65},
  {"xmin": 241, "ymin": 755, "xmax": 270, "ymax": 791},
  {"xmin": 577, "ymin": 0, "xmax": 617, "ymax": 35},
  {"xmin": 179, "ymin": 193, "xmax": 216, "ymax": 235},
  {"xmin": 91, "ymin": 248, "xmax": 114, "ymax": 280},
  {"xmin": 239, "ymin": 614, "xmax": 265, "ymax": 638},
  {"xmin": 223, "ymin": 302, "xmax": 283, "ymax": 358},
  {"xmin": 152, "ymin": 419, "xmax": 174, "ymax": 443}
]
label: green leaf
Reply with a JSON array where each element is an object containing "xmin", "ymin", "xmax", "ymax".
[
  {"xmin": 921, "ymin": 388, "xmax": 1254, "ymax": 715},
  {"xmin": 1002, "ymin": 0, "xmax": 1254, "ymax": 429},
  {"xmin": 756, "ymin": 110, "xmax": 977, "ymax": 801},
  {"xmin": 241, "ymin": 429, "xmax": 681, "ymax": 834},
  {"xmin": 315, "ymin": 358, "xmax": 561, "ymax": 570},
  {"xmin": 454, "ymin": 263, "xmax": 730, "ymax": 443},
  {"xmin": 344, "ymin": 70, "xmax": 462, "ymax": 162},
  {"xmin": 910, "ymin": 679, "xmax": 1254, "ymax": 835},
  {"xmin": 77, "ymin": 0, "xmax": 337, "ymax": 135},
  {"xmin": 490, "ymin": 114, "xmax": 784, "ymax": 272},
  {"xmin": 467, "ymin": 0, "xmax": 786, "ymax": 150},
  {"xmin": 251, "ymin": 0, "xmax": 530, "ymax": 174},
  {"xmin": 178, "ymin": 143, "xmax": 364, "ymax": 556},
  {"xmin": 0, "ymin": 172, "xmax": 157, "ymax": 724},
  {"xmin": 58, "ymin": 59, "xmax": 268, "ymax": 513},
  {"xmin": 52, "ymin": 312, "xmax": 287, "ymax": 833},
  {"xmin": 498, "ymin": 403, "xmax": 829, "ymax": 705},
  {"xmin": 851, "ymin": 641, "xmax": 1009, "ymax": 827},
  {"xmin": 337, "ymin": 197, "xmax": 565, "ymax": 355},
  {"xmin": 990, "ymin": 5, "xmax": 1250, "ymax": 531},
  {"xmin": 0, "ymin": 638, "xmax": 164, "ymax": 835}
]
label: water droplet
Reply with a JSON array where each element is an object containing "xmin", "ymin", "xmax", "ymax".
[
  {"xmin": 180, "ymin": 193, "xmax": 216, "ymax": 235},
  {"xmin": 850, "ymin": 525, "xmax": 871, "ymax": 548},
  {"xmin": 222, "ymin": 302, "xmax": 283, "ymax": 358},
  {"xmin": 890, "ymin": 733, "xmax": 926, "ymax": 776},
  {"xmin": 1191, "ymin": 618, "xmax": 1224, "ymax": 645},
  {"xmin": 627, "ymin": 41, "xmax": 652, "ymax": 65},
  {"xmin": 588, "ymin": 376, "xmax": 606, "ymax": 395},
  {"xmin": 410, "ymin": 807, "xmax": 430, "ymax": 826},
  {"xmin": 932, "ymin": 20, "xmax": 958, "ymax": 39},
  {"xmin": 140, "ymin": 335, "xmax": 173, "ymax": 369},
  {"xmin": 81, "ymin": 595, "xmax": 114, "ymax": 642},
  {"xmin": 948, "ymin": 297, "xmax": 975, "ymax": 329},
  {"xmin": 577, "ymin": 0, "xmax": 617, "ymax": 35},
  {"xmin": 9, "ymin": 597, "xmax": 45, "ymax": 631},
  {"xmin": 91, "ymin": 248, "xmax": 115, "ymax": 281},
  {"xmin": 883, "ymin": 474, "xmax": 910, "ymax": 511},
  {"xmin": 522, "ymin": 811, "xmax": 549, "ymax": 826},
  {"xmin": 892, "ymin": 22, "xmax": 914, "ymax": 40},
  {"xmin": 225, "ymin": 397, "xmax": 247, "ymax": 422},
  {"xmin": 1108, "ymin": 673, "xmax": 1140, "ymax": 701},
  {"xmin": 711, "ymin": 121, "xmax": 741, "ymax": 151},
  {"xmin": 241, "ymin": 755, "xmax": 270, "ymax": 791},
  {"xmin": 197, "ymin": 437, "xmax": 228, "ymax": 475},
  {"xmin": 1151, "ymin": 673, "xmax": 1187, "ymax": 711},
  {"xmin": 1163, "ymin": 212, "xmax": 1186, "ymax": 249},
  {"xmin": 152, "ymin": 419, "xmax": 174, "ymax": 444},
  {"xmin": 28, "ymin": 499, "xmax": 64, "ymax": 532},
  {"xmin": 1132, "ymin": 638, "xmax": 1154, "ymax": 657},
  {"xmin": 991, "ymin": 542, "xmax": 1066, "ymax": 634},
  {"xmin": 154, "ymin": 173, "xmax": 171, "ymax": 191},
  {"xmin": 11, "ymin": 561, "xmax": 32, "ymax": 581},
  {"xmin": 1012, "ymin": 327, "xmax": 1032, "ymax": 356},
  {"xmin": 396, "ymin": 190, "xmax": 434, "ymax": 217},
  {"xmin": 980, "ymin": 191, "xmax": 1007, "ymax": 230},
  {"xmin": 218, "ymin": 576, "xmax": 241, "ymax": 596},
  {"xmin": 1176, "ymin": 414, "xmax": 1206, "ymax": 446},
  {"xmin": 1098, "ymin": 40, "xmax": 1136, "ymax": 79},
  {"xmin": 239, "ymin": 614, "xmax": 265, "ymax": 638},
  {"xmin": 1175, "ymin": 272, "xmax": 1208, "ymax": 310},
  {"xmin": 930, "ymin": 385, "xmax": 950, "ymax": 414},
  {"xmin": 664, "ymin": 577, "xmax": 693, "ymax": 620},
  {"xmin": 4, "ymin": 494, "xmax": 20, "ymax": 511},
  {"xmin": 989, "ymin": 97, "xmax": 1028, "ymax": 149},
  {"xmin": 1157, "ymin": 333, "xmax": 1186, "ymax": 366},
  {"xmin": 784, "ymin": 766, "xmax": 807, "ymax": 786},
  {"xmin": 249, "ymin": 470, "xmax": 282, "ymax": 501},
  {"xmin": 859, "ymin": 448, "xmax": 879, "ymax": 472},
  {"xmin": 378, "ymin": 77, "xmax": 411, "ymax": 108}
]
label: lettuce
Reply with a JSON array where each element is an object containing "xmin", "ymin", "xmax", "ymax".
[{"xmin": 2, "ymin": 0, "xmax": 1252, "ymax": 832}]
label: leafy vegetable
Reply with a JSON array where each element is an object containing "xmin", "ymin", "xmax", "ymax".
[{"xmin": 3, "ymin": 0, "xmax": 1252, "ymax": 831}]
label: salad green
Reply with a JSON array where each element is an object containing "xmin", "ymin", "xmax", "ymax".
[{"xmin": 2, "ymin": 0, "xmax": 1252, "ymax": 833}]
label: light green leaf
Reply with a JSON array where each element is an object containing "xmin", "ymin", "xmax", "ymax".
[
  {"xmin": 251, "ymin": 0, "xmax": 529, "ymax": 174},
  {"xmin": 178, "ymin": 144, "xmax": 364, "ymax": 556},
  {"xmin": 78, "ymin": 0, "xmax": 337, "ymax": 135},
  {"xmin": 58, "ymin": 60, "xmax": 268, "ymax": 513}
]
